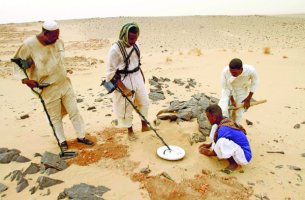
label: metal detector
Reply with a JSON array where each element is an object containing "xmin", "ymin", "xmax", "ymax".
[
  {"xmin": 11, "ymin": 58, "xmax": 77, "ymax": 159},
  {"xmin": 101, "ymin": 79, "xmax": 185, "ymax": 161}
]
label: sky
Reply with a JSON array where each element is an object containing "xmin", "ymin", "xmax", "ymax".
[{"xmin": 1, "ymin": 0, "xmax": 305, "ymax": 24}]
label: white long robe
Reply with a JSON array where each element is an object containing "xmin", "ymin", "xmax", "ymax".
[
  {"xmin": 106, "ymin": 43, "xmax": 149, "ymax": 128},
  {"xmin": 218, "ymin": 64, "xmax": 259, "ymax": 124},
  {"xmin": 13, "ymin": 36, "xmax": 84, "ymax": 143}
]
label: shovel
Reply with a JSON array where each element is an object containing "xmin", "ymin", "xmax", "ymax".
[{"xmin": 11, "ymin": 58, "xmax": 77, "ymax": 159}]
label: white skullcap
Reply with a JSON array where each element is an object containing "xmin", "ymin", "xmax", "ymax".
[{"xmin": 42, "ymin": 20, "xmax": 59, "ymax": 31}]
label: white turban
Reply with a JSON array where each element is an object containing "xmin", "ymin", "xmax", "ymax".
[{"xmin": 42, "ymin": 20, "xmax": 59, "ymax": 31}]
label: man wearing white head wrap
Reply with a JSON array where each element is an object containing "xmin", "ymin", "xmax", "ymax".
[
  {"xmin": 105, "ymin": 22, "xmax": 150, "ymax": 141},
  {"xmin": 42, "ymin": 20, "xmax": 59, "ymax": 31},
  {"xmin": 13, "ymin": 20, "xmax": 93, "ymax": 150}
]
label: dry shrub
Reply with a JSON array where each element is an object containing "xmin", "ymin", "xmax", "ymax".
[
  {"xmin": 166, "ymin": 57, "xmax": 173, "ymax": 63},
  {"xmin": 188, "ymin": 48, "xmax": 202, "ymax": 56},
  {"xmin": 263, "ymin": 47, "xmax": 271, "ymax": 54}
]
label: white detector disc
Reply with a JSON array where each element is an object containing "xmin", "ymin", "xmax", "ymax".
[{"xmin": 157, "ymin": 145, "xmax": 185, "ymax": 161}]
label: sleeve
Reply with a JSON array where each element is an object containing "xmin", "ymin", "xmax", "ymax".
[
  {"xmin": 213, "ymin": 138, "xmax": 239, "ymax": 159},
  {"xmin": 13, "ymin": 43, "xmax": 31, "ymax": 80},
  {"xmin": 221, "ymin": 68, "xmax": 231, "ymax": 97},
  {"xmin": 105, "ymin": 45, "xmax": 121, "ymax": 82},
  {"xmin": 249, "ymin": 67, "xmax": 259, "ymax": 93}
]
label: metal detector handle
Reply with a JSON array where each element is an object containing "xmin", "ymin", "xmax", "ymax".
[{"xmin": 116, "ymin": 87, "xmax": 171, "ymax": 151}]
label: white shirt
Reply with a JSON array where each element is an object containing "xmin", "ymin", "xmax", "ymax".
[{"xmin": 221, "ymin": 64, "xmax": 259, "ymax": 97}]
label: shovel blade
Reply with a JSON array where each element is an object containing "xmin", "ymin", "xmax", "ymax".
[{"xmin": 59, "ymin": 151, "xmax": 77, "ymax": 159}]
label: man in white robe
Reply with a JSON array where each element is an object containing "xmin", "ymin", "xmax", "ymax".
[
  {"xmin": 13, "ymin": 20, "xmax": 93, "ymax": 150},
  {"xmin": 218, "ymin": 58, "xmax": 259, "ymax": 125},
  {"xmin": 105, "ymin": 22, "xmax": 149, "ymax": 141}
]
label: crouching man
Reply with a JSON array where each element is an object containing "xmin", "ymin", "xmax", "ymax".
[{"xmin": 199, "ymin": 104, "xmax": 252, "ymax": 174}]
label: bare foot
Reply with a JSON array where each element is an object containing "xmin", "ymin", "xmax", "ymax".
[
  {"xmin": 141, "ymin": 126, "xmax": 151, "ymax": 132},
  {"xmin": 141, "ymin": 120, "xmax": 151, "ymax": 132},
  {"xmin": 128, "ymin": 132, "xmax": 137, "ymax": 141},
  {"xmin": 221, "ymin": 158, "xmax": 238, "ymax": 174}
]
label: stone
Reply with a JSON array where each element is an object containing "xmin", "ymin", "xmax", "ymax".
[
  {"xmin": 0, "ymin": 183, "xmax": 8, "ymax": 193},
  {"xmin": 9, "ymin": 170, "xmax": 24, "ymax": 182},
  {"xmin": 20, "ymin": 114, "xmax": 30, "ymax": 119},
  {"xmin": 37, "ymin": 176, "xmax": 64, "ymax": 189},
  {"xmin": 149, "ymin": 92, "xmax": 166, "ymax": 101},
  {"xmin": 191, "ymin": 133, "xmax": 206, "ymax": 143},
  {"xmin": 0, "ymin": 148, "xmax": 8, "ymax": 154},
  {"xmin": 15, "ymin": 155, "xmax": 31, "ymax": 163},
  {"xmin": 16, "ymin": 178, "xmax": 29, "ymax": 193},
  {"xmin": 23, "ymin": 163, "xmax": 40, "ymax": 175},
  {"xmin": 58, "ymin": 183, "xmax": 110, "ymax": 200},
  {"xmin": 41, "ymin": 151, "xmax": 68, "ymax": 171},
  {"xmin": 44, "ymin": 168, "xmax": 59, "ymax": 175},
  {"xmin": 287, "ymin": 165, "xmax": 301, "ymax": 171},
  {"xmin": 293, "ymin": 124, "xmax": 300, "ymax": 129},
  {"xmin": 0, "ymin": 151, "xmax": 19, "ymax": 163}
]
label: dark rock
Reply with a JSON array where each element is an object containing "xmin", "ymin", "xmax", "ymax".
[
  {"xmin": 41, "ymin": 151, "xmax": 68, "ymax": 171},
  {"xmin": 76, "ymin": 98, "xmax": 84, "ymax": 103},
  {"xmin": 287, "ymin": 165, "xmax": 301, "ymax": 171},
  {"xmin": 15, "ymin": 155, "xmax": 31, "ymax": 163},
  {"xmin": 149, "ymin": 92, "xmax": 166, "ymax": 101},
  {"xmin": 0, "ymin": 183, "xmax": 8, "ymax": 193},
  {"xmin": 20, "ymin": 114, "xmax": 30, "ymax": 119},
  {"xmin": 87, "ymin": 106, "xmax": 96, "ymax": 111},
  {"xmin": 16, "ymin": 178, "xmax": 29, "ymax": 193},
  {"xmin": 294, "ymin": 124, "xmax": 300, "ymax": 129},
  {"xmin": 246, "ymin": 119, "xmax": 253, "ymax": 125},
  {"xmin": 105, "ymin": 114, "xmax": 111, "ymax": 117},
  {"xmin": 58, "ymin": 183, "xmax": 110, "ymax": 200},
  {"xmin": 191, "ymin": 133, "xmax": 206, "ymax": 143},
  {"xmin": 140, "ymin": 167, "xmax": 151, "ymax": 174},
  {"xmin": 0, "ymin": 148, "xmax": 8, "ymax": 154},
  {"xmin": 23, "ymin": 163, "xmax": 40, "ymax": 175},
  {"xmin": 37, "ymin": 176, "xmax": 64, "ymax": 189},
  {"xmin": 166, "ymin": 90, "xmax": 174, "ymax": 95},
  {"xmin": 44, "ymin": 168, "xmax": 59, "ymax": 175},
  {"xmin": 177, "ymin": 110, "xmax": 193, "ymax": 121},
  {"xmin": 29, "ymin": 186, "xmax": 38, "ymax": 194},
  {"xmin": 275, "ymin": 165, "xmax": 283, "ymax": 169},
  {"xmin": 10, "ymin": 170, "xmax": 24, "ymax": 182},
  {"xmin": 157, "ymin": 115, "xmax": 178, "ymax": 121},
  {"xmin": 94, "ymin": 98, "xmax": 103, "ymax": 102},
  {"xmin": 0, "ymin": 151, "xmax": 19, "ymax": 163},
  {"xmin": 301, "ymin": 153, "xmax": 305, "ymax": 157},
  {"xmin": 34, "ymin": 153, "xmax": 42, "ymax": 157}
]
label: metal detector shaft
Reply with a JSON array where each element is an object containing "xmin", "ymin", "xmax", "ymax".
[
  {"xmin": 116, "ymin": 87, "xmax": 171, "ymax": 151},
  {"xmin": 11, "ymin": 58, "xmax": 72, "ymax": 157}
]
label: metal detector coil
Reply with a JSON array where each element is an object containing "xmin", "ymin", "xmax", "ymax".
[{"xmin": 157, "ymin": 145, "xmax": 185, "ymax": 161}]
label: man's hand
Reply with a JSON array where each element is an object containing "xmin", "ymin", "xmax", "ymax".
[
  {"xmin": 199, "ymin": 146, "xmax": 216, "ymax": 157},
  {"xmin": 230, "ymin": 96, "xmax": 236, "ymax": 107},
  {"xmin": 242, "ymin": 92, "xmax": 254, "ymax": 109},
  {"xmin": 22, "ymin": 78, "xmax": 38, "ymax": 89},
  {"xmin": 199, "ymin": 143, "xmax": 212, "ymax": 149}
]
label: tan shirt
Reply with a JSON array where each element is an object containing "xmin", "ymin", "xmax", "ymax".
[{"xmin": 13, "ymin": 36, "xmax": 71, "ymax": 104}]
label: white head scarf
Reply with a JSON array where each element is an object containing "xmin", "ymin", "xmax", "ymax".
[{"xmin": 42, "ymin": 20, "xmax": 59, "ymax": 31}]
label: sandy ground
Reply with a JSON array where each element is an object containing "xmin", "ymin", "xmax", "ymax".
[{"xmin": 0, "ymin": 15, "xmax": 305, "ymax": 199}]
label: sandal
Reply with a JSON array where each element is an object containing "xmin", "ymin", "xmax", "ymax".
[{"xmin": 221, "ymin": 168, "xmax": 234, "ymax": 174}]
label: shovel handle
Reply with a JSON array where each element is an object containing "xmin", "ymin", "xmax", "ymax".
[{"xmin": 229, "ymin": 99, "xmax": 267, "ymax": 110}]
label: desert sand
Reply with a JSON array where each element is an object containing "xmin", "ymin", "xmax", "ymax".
[{"xmin": 0, "ymin": 15, "xmax": 305, "ymax": 199}]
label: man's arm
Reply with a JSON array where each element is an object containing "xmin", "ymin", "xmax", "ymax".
[{"xmin": 242, "ymin": 67, "xmax": 259, "ymax": 109}]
